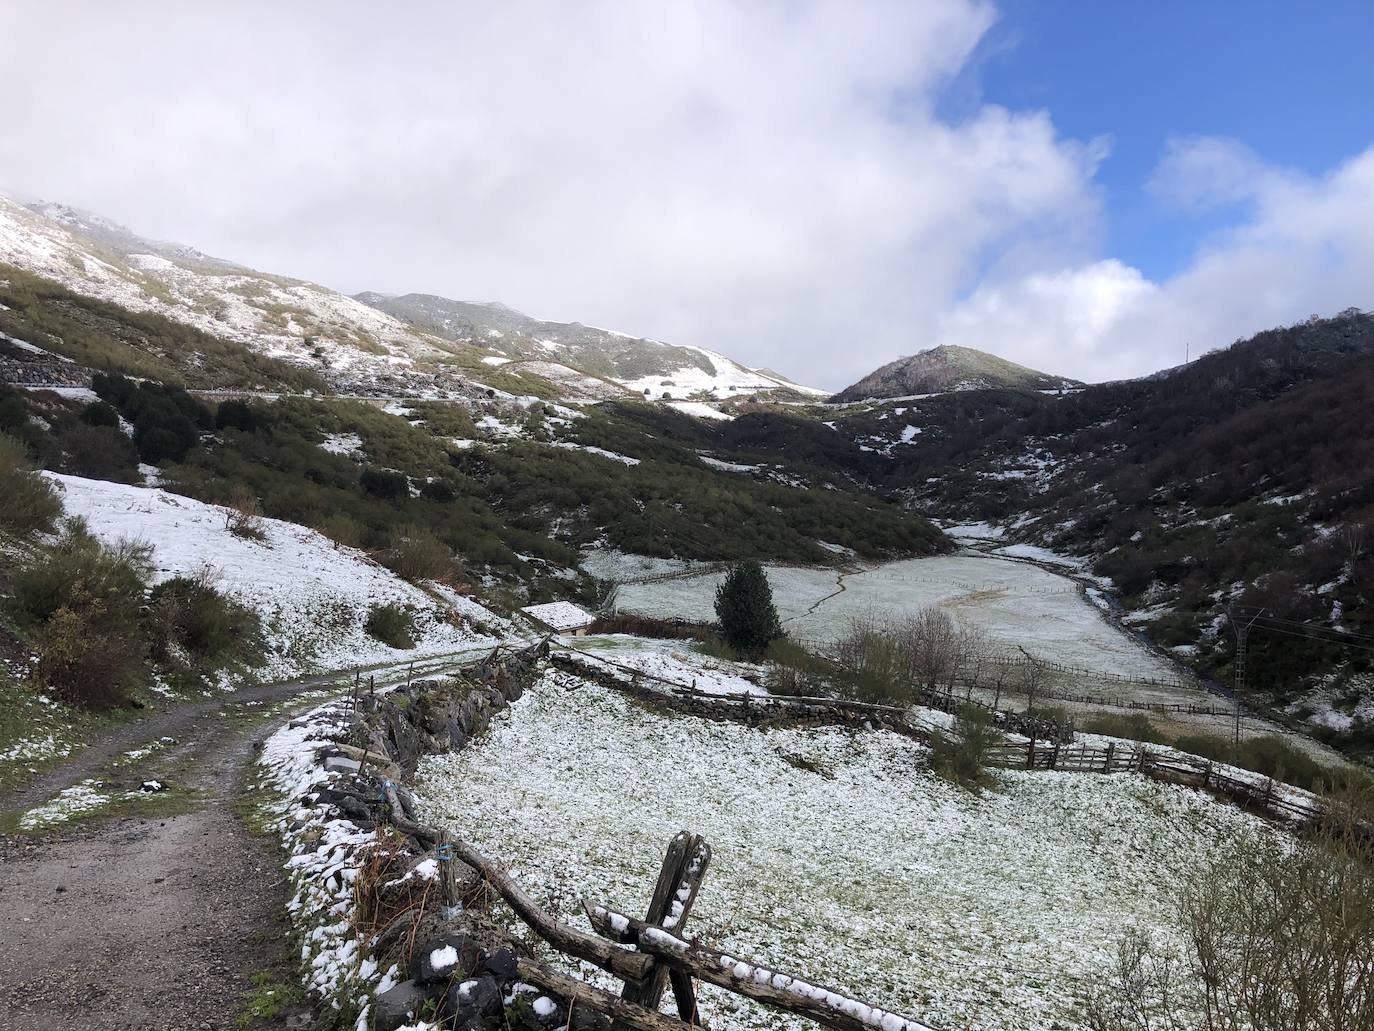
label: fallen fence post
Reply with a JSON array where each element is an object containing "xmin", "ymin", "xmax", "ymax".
[{"xmin": 588, "ymin": 904, "xmax": 942, "ymax": 1031}]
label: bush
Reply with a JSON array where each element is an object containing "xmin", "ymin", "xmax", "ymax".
[
  {"xmin": 360, "ymin": 467, "xmax": 409, "ymax": 499},
  {"xmin": 0, "ymin": 432, "xmax": 63, "ymax": 535},
  {"xmin": 929, "ymin": 704, "xmax": 1002, "ymax": 790},
  {"xmin": 7, "ymin": 522, "xmax": 152, "ymax": 707},
  {"xmin": 149, "ymin": 569, "xmax": 264, "ymax": 670},
  {"xmin": 1081, "ymin": 712, "xmax": 1170, "ymax": 746},
  {"xmin": 1088, "ymin": 786, "xmax": 1374, "ymax": 1030},
  {"xmin": 79, "ymin": 400, "xmax": 120, "ymax": 428},
  {"xmin": 832, "ymin": 620, "xmax": 911, "ymax": 703},
  {"xmin": 714, "ymin": 561, "xmax": 782, "ymax": 657},
  {"xmin": 364, "ymin": 603, "xmax": 415, "ymax": 649},
  {"xmin": 1234, "ymin": 734, "xmax": 1331, "ymax": 791},
  {"xmin": 57, "ymin": 423, "xmax": 139, "ymax": 480},
  {"xmin": 379, "ymin": 525, "xmax": 452, "ymax": 582}
]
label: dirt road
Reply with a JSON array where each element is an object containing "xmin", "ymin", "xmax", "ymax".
[{"xmin": 0, "ymin": 652, "xmax": 472, "ymax": 1031}]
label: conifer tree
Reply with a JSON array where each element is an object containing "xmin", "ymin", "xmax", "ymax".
[{"xmin": 714, "ymin": 560, "xmax": 782, "ymax": 656}]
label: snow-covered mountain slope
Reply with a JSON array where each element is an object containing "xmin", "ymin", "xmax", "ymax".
[
  {"xmin": 46, "ymin": 473, "xmax": 506, "ymax": 676},
  {"xmin": 831, "ymin": 344, "xmax": 1080, "ymax": 403},
  {"xmin": 355, "ymin": 291, "xmax": 826, "ymax": 401},
  {"xmin": 0, "ymin": 197, "xmax": 476, "ymax": 391}
]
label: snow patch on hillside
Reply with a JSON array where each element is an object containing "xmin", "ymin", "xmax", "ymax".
[{"xmin": 46, "ymin": 474, "xmax": 502, "ymax": 677}]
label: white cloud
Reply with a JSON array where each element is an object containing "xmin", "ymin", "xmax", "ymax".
[
  {"xmin": 0, "ymin": 4, "xmax": 1367, "ymax": 389},
  {"xmin": 937, "ymin": 141, "xmax": 1374, "ymax": 381}
]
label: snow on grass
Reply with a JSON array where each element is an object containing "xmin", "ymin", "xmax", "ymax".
[
  {"xmin": 18, "ymin": 778, "xmax": 110, "ymax": 830},
  {"xmin": 614, "ymin": 554, "xmax": 1180, "ymax": 683},
  {"xmin": 420, "ymin": 672, "xmax": 1269, "ymax": 1031},
  {"xmin": 578, "ymin": 548, "xmax": 704, "ymax": 582},
  {"xmin": 318, "ymin": 432, "xmax": 364, "ymax": 457},
  {"xmin": 566, "ymin": 636, "xmax": 769, "ymax": 695},
  {"xmin": 943, "ymin": 522, "xmax": 1005, "ymax": 541},
  {"xmin": 666, "ymin": 401, "xmax": 733, "ymax": 420},
  {"xmin": 47, "ymin": 473, "xmax": 501, "ymax": 678},
  {"xmin": 699, "ymin": 454, "xmax": 760, "ymax": 473},
  {"xmin": 548, "ymin": 441, "xmax": 641, "ymax": 465}
]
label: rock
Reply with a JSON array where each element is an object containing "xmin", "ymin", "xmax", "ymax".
[
  {"xmin": 374, "ymin": 980, "xmax": 442, "ymax": 1031},
  {"xmin": 323, "ymin": 756, "xmax": 361, "ymax": 775},
  {"xmin": 410, "ymin": 931, "xmax": 481, "ymax": 984},
  {"xmin": 444, "ymin": 975, "xmax": 504, "ymax": 1023},
  {"xmin": 139, "ymin": 780, "xmax": 167, "ymax": 793},
  {"xmin": 482, "ymin": 948, "xmax": 518, "ymax": 979}
]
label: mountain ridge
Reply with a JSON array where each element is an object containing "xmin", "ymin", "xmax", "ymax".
[{"xmin": 831, "ymin": 344, "xmax": 1082, "ymax": 403}]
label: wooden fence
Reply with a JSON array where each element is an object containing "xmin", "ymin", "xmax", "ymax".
[{"xmin": 986, "ymin": 741, "xmax": 1328, "ymax": 826}]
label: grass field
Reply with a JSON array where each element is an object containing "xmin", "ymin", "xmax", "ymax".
[{"xmin": 419, "ymin": 670, "xmax": 1269, "ymax": 1031}]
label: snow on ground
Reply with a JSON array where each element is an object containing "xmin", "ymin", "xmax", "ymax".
[
  {"xmin": 18, "ymin": 779, "xmax": 110, "ymax": 830},
  {"xmin": 666, "ymin": 401, "xmax": 734, "ymax": 421},
  {"xmin": 698, "ymin": 454, "xmax": 760, "ymax": 473},
  {"xmin": 943, "ymin": 522, "xmax": 1005, "ymax": 541},
  {"xmin": 548, "ymin": 441, "xmax": 641, "ymax": 465},
  {"xmin": 578, "ymin": 548, "xmax": 705, "ymax": 583},
  {"xmin": 47, "ymin": 474, "xmax": 502, "ymax": 678},
  {"xmin": 318, "ymin": 432, "xmax": 364, "ymax": 457},
  {"xmin": 566, "ymin": 636, "xmax": 769, "ymax": 695},
  {"xmin": 993, "ymin": 544, "xmax": 1089, "ymax": 572},
  {"xmin": 421, "ymin": 673, "xmax": 1269, "ymax": 1031},
  {"xmin": 613, "ymin": 553, "xmax": 1180, "ymax": 683}
]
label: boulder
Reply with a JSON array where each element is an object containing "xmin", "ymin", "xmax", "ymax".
[
  {"xmin": 323, "ymin": 756, "xmax": 361, "ymax": 775},
  {"xmin": 410, "ymin": 931, "xmax": 481, "ymax": 985}
]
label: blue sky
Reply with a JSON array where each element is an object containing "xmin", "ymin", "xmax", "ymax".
[{"xmin": 966, "ymin": 1, "xmax": 1374, "ymax": 281}]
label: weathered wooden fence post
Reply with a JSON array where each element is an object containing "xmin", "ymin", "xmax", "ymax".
[{"xmin": 1103, "ymin": 741, "xmax": 1115, "ymax": 772}]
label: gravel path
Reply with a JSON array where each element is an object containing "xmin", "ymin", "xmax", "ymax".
[{"xmin": 0, "ymin": 652, "xmax": 473, "ymax": 1030}]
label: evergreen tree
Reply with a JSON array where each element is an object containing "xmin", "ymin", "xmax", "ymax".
[{"xmin": 714, "ymin": 561, "xmax": 782, "ymax": 656}]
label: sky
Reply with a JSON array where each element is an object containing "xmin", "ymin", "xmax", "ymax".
[{"xmin": 1, "ymin": 1, "xmax": 1372, "ymax": 389}]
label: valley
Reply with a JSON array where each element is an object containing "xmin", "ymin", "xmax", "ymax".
[{"xmin": 0, "ymin": 194, "xmax": 1368, "ymax": 1031}]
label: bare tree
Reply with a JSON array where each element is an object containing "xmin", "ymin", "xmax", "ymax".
[
  {"xmin": 1016, "ymin": 646, "xmax": 1048, "ymax": 715},
  {"xmin": 959, "ymin": 626, "xmax": 993, "ymax": 701}
]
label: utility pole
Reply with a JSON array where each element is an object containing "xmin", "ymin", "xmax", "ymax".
[{"xmin": 1228, "ymin": 607, "xmax": 1264, "ymax": 756}]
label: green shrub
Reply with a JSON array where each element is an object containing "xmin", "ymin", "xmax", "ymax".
[
  {"xmin": 1234, "ymin": 735, "xmax": 1331, "ymax": 791},
  {"xmin": 929, "ymin": 704, "xmax": 1002, "ymax": 790},
  {"xmin": 8, "ymin": 522, "xmax": 152, "ymax": 707},
  {"xmin": 0, "ymin": 432, "xmax": 63, "ymax": 535},
  {"xmin": 379, "ymin": 525, "xmax": 452, "ymax": 582},
  {"xmin": 364, "ymin": 603, "xmax": 415, "ymax": 649},
  {"xmin": 58, "ymin": 423, "xmax": 139, "ymax": 481},
  {"xmin": 149, "ymin": 570, "xmax": 265, "ymax": 670},
  {"xmin": 360, "ymin": 467, "xmax": 409, "ymax": 499},
  {"xmin": 831, "ymin": 622, "xmax": 911, "ymax": 704},
  {"xmin": 714, "ymin": 561, "xmax": 782, "ymax": 658},
  {"xmin": 79, "ymin": 400, "xmax": 120, "ymax": 428},
  {"xmin": 1081, "ymin": 712, "xmax": 1170, "ymax": 746},
  {"xmin": 1172, "ymin": 732, "xmax": 1232, "ymax": 762}
]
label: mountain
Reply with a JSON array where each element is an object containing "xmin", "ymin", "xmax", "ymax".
[
  {"xmin": 825, "ymin": 309, "xmax": 1374, "ymax": 740},
  {"xmin": 0, "ymin": 196, "xmax": 822, "ymax": 408},
  {"xmin": 354, "ymin": 291, "xmax": 825, "ymax": 401},
  {"xmin": 830, "ymin": 344, "xmax": 1082, "ymax": 403}
]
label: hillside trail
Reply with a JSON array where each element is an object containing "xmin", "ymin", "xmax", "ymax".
[{"xmin": 0, "ymin": 651, "xmax": 472, "ymax": 1031}]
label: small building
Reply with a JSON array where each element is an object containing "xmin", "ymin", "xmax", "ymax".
[{"xmin": 520, "ymin": 601, "xmax": 596, "ymax": 637}]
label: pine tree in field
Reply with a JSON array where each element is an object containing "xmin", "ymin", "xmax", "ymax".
[{"xmin": 714, "ymin": 561, "xmax": 782, "ymax": 657}]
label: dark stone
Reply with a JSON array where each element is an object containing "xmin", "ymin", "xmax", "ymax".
[
  {"xmin": 444, "ymin": 974, "xmax": 504, "ymax": 1022},
  {"xmin": 410, "ymin": 931, "xmax": 481, "ymax": 985},
  {"xmin": 374, "ymin": 980, "xmax": 441, "ymax": 1031},
  {"xmin": 482, "ymin": 948, "xmax": 518, "ymax": 979}
]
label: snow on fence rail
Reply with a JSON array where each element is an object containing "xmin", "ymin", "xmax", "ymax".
[{"xmin": 986, "ymin": 741, "xmax": 1336, "ymax": 828}]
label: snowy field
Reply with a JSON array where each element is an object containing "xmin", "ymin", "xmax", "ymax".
[
  {"xmin": 613, "ymin": 552, "xmax": 1182, "ymax": 684},
  {"xmin": 420, "ymin": 672, "xmax": 1268, "ymax": 1031},
  {"xmin": 48, "ymin": 474, "xmax": 504, "ymax": 679}
]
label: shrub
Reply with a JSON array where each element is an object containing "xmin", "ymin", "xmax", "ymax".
[
  {"xmin": 149, "ymin": 569, "xmax": 265, "ymax": 670},
  {"xmin": 1081, "ymin": 712, "xmax": 1170, "ymax": 746},
  {"xmin": 216, "ymin": 399, "xmax": 265, "ymax": 433},
  {"xmin": 1088, "ymin": 786, "xmax": 1374, "ymax": 1030},
  {"xmin": 832, "ymin": 620, "xmax": 911, "ymax": 703},
  {"xmin": 929, "ymin": 704, "xmax": 1002, "ymax": 790},
  {"xmin": 0, "ymin": 432, "xmax": 63, "ymax": 535},
  {"xmin": 1234, "ymin": 734, "xmax": 1331, "ymax": 791},
  {"xmin": 714, "ymin": 561, "xmax": 782, "ymax": 657},
  {"xmin": 8, "ymin": 522, "xmax": 152, "ymax": 707},
  {"xmin": 57, "ymin": 422, "xmax": 140, "ymax": 480},
  {"xmin": 364, "ymin": 603, "xmax": 415, "ymax": 649},
  {"xmin": 222, "ymin": 485, "xmax": 267, "ymax": 541},
  {"xmin": 379, "ymin": 525, "xmax": 452, "ymax": 582},
  {"xmin": 360, "ymin": 467, "xmax": 409, "ymax": 499},
  {"xmin": 79, "ymin": 400, "xmax": 120, "ymax": 428}
]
